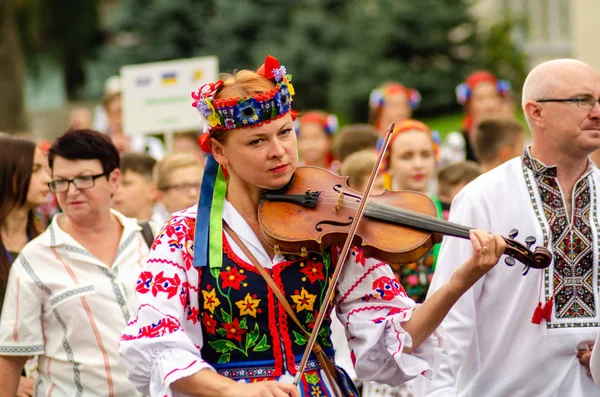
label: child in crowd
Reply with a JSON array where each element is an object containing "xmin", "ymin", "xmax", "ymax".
[
  {"xmin": 112, "ymin": 152, "xmax": 159, "ymax": 224},
  {"xmin": 362, "ymin": 119, "xmax": 442, "ymax": 397},
  {"xmin": 441, "ymin": 71, "xmax": 511, "ymax": 165},
  {"xmin": 369, "ymin": 82, "xmax": 421, "ymax": 136},
  {"xmin": 333, "ymin": 123, "xmax": 380, "ymax": 164},
  {"xmin": 102, "ymin": 76, "xmax": 166, "ymax": 159},
  {"xmin": 173, "ymin": 130, "xmax": 205, "ymax": 162},
  {"xmin": 153, "ymin": 153, "xmax": 204, "ymax": 225},
  {"xmin": 472, "ymin": 117, "xmax": 526, "ymax": 173},
  {"xmin": 296, "ymin": 110, "xmax": 339, "ymax": 171},
  {"xmin": 339, "ymin": 149, "xmax": 385, "ymax": 195},
  {"xmin": 382, "ymin": 119, "xmax": 442, "ymax": 301},
  {"xmin": 437, "ymin": 161, "xmax": 481, "ymax": 220}
]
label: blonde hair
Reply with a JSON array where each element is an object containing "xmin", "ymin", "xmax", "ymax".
[
  {"xmin": 340, "ymin": 150, "xmax": 378, "ymax": 191},
  {"xmin": 210, "ymin": 70, "xmax": 276, "ymax": 144},
  {"xmin": 155, "ymin": 153, "xmax": 203, "ymax": 190}
]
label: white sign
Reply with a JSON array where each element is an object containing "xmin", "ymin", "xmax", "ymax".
[{"xmin": 120, "ymin": 56, "xmax": 218, "ymax": 136}]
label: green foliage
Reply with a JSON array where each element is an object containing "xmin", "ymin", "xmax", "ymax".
[
  {"xmin": 330, "ymin": 0, "xmax": 479, "ymax": 121},
  {"xmin": 93, "ymin": 0, "xmax": 525, "ymax": 122},
  {"xmin": 473, "ymin": 14, "xmax": 528, "ymax": 103},
  {"xmin": 15, "ymin": 0, "xmax": 100, "ymax": 98}
]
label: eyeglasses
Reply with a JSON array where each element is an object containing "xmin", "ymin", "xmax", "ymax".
[
  {"xmin": 48, "ymin": 172, "xmax": 108, "ymax": 193},
  {"xmin": 536, "ymin": 95, "xmax": 600, "ymax": 110},
  {"xmin": 159, "ymin": 183, "xmax": 201, "ymax": 194}
]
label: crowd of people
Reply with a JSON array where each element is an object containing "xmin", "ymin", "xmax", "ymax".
[{"xmin": 0, "ymin": 55, "xmax": 599, "ymax": 397}]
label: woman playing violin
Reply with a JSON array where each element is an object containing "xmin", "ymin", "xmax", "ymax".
[{"xmin": 120, "ymin": 55, "xmax": 506, "ymax": 397}]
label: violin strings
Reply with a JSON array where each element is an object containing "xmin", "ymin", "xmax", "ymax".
[{"xmin": 314, "ymin": 194, "xmax": 472, "ymax": 238}]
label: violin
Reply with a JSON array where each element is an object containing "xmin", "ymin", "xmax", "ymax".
[{"xmin": 258, "ymin": 166, "xmax": 553, "ymax": 273}]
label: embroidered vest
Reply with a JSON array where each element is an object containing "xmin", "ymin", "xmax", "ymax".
[{"xmin": 198, "ymin": 234, "xmax": 335, "ymax": 376}]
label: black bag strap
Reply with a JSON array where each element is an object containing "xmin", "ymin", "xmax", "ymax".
[{"xmin": 138, "ymin": 220, "xmax": 154, "ymax": 249}]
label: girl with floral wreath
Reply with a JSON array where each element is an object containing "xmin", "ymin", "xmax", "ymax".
[
  {"xmin": 441, "ymin": 71, "xmax": 511, "ymax": 165},
  {"xmin": 369, "ymin": 82, "xmax": 421, "ymax": 137},
  {"xmin": 120, "ymin": 56, "xmax": 505, "ymax": 397},
  {"xmin": 296, "ymin": 110, "xmax": 340, "ymax": 173}
]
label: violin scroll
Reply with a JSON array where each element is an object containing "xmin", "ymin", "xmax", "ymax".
[{"xmin": 503, "ymin": 232, "xmax": 552, "ymax": 276}]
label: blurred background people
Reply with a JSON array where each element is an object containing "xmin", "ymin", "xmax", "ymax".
[
  {"xmin": 0, "ymin": 135, "xmax": 51, "ymax": 397},
  {"xmin": 473, "ymin": 117, "xmax": 526, "ymax": 173},
  {"xmin": 296, "ymin": 110, "xmax": 339, "ymax": 171},
  {"xmin": 339, "ymin": 149, "xmax": 385, "ymax": 195},
  {"xmin": 0, "ymin": 129, "xmax": 150, "ymax": 396},
  {"xmin": 102, "ymin": 76, "xmax": 166, "ymax": 160},
  {"xmin": 154, "ymin": 153, "xmax": 204, "ymax": 224},
  {"xmin": 68, "ymin": 107, "xmax": 93, "ymax": 130},
  {"xmin": 172, "ymin": 130, "xmax": 205, "ymax": 162},
  {"xmin": 436, "ymin": 161, "xmax": 481, "ymax": 220},
  {"xmin": 369, "ymin": 82, "xmax": 421, "ymax": 136},
  {"xmin": 112, "ymin": 152, "xmax": 159, "ymax": 223},
  {"xmin": 333, "ymin": 123, "xmax": 380, "ymax": 165},
  {"xmin": 441, "ymin": 71, "xmax": 511, "ymax": 164}
]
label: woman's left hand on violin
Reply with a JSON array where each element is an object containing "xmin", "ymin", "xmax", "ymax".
[{"xmin": 450, "ymin": 229, "xmax": 506, "ymax": 291}]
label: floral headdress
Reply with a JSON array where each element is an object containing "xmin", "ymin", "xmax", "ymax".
[
  {"xmin": 456, "ymin": 71, "xmax": 511, "ymax": 131},
  {"xmin": 382, "ymin": 119, "xmax": 440, "ymax": 190},
  {"xmin": 455, "ymin": 71, "xmax": 510, "ymax": 105},
  {"xmin": 369, "ymin": 83, "xmax": 421, "ymax": 130},
  {"xmin": 191, "ymin": 55, "xmax": 296, "ymax": 153},
  {"xmin": 296, "ymin": 111, "xmax": 339, "ymax": 136},
  {"xmin": 192, "ymin": 55, "xmax": 295, "ymax": 270}
]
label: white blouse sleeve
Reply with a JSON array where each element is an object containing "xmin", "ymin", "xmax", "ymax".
[
  {"xmin": 334, "ymin": 247, "xmax": 446, "ymax": 386},
  {"xmin": 120, "ymin": 215, "xmax": 213, "ymax": 397}
]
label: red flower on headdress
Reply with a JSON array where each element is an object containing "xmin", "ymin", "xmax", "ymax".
[{"xmin": 257, "ymin": 55, "xmax": 281, "ymax": 80}]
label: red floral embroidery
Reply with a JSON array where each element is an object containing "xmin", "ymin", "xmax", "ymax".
[
  {"xmin": 300, "ymin": 260, "xmax": 325, "ymax": 284},
  {"xmin": 373, "ymin": 276, "xmax": 406, "ymax": 301},
  {"xmin": 222, "ymin": 318, "xmax": 247, "ymax": 342},
  {"xmin": 153, "ymin": 271, "xmax": 181, "ymax": 298},
  {"xmin": 201, "ymin": 312, "xmax": 217, "ymax": 335},
  {"xmin": 122, "ymin": 317, "xmax": 180, "ymax": 340},
  {"xmin": 353, "ymin": 247, "xmax": 366, "ymax": 266},
  {"xmin": 220, "ymin": 267, "xmax": 247, "ymax": 290},
  {"xmin": 187, "ymin": 307, "xmax": 200, "ymax": 324},
  {"xmin": 135, "ymin": 271, "xmax": 182, "ymax": 299},
  {"xmin": 136, "ymin": 271, "xmax": 153, "ymax": 294}
]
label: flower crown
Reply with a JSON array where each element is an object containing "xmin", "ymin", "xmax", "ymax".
[
  {"xmin": 369, "ymin": 84, "xmax": 422, "ymax": 111},
  {"xmin": 296, "ymin": 111, "xmax": 339, "ymax": 136},
  {"xmin": 455, "ymin": 71, "xmax": 511, "ymax": 105},
  {"xmin": 385, "ymin": 119, "xmax": 440, "ymax": 164},
  {"xmin": 191, "ymin": 55, "xmax": 295, "ymax": 152}
]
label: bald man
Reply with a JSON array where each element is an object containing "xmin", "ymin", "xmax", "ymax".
[{"xmin": 414, "ymin": 59, "xmax": 600, "ymax": 397}]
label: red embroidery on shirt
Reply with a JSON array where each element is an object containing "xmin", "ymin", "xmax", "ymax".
[{"xmin": 337, "ymin": 262, "xmax": 387, "ymax": 304}]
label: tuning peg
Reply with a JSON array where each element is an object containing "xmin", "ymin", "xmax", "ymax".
[
  {"xmin": 504, "ymin": 256, "xmax": 516, "ymax": 267},
  {"xmin": 508, "ymin": 229, "xmax": 519, "ymax": 239},
  {"xmin": 522, "ymin": 265, "xmax": 530, "ymax": 276},
  {"xmin": 525, "ymin": 236, "xmax": 536, "ymax": 249}
]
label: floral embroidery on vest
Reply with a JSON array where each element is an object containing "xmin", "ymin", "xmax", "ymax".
[
  {"xmin": 522, "ymin": 148, "xmax": 599, "ymax": 327},
  {"xmin": 197, "ymin": 234, "xmax": 335, "ymax": 375}
]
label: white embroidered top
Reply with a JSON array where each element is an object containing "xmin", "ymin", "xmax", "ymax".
[
  {"xmin": 415, "ymin": 151, "xmax": 600, "ymax": 397},
  {"xmin": 119, "ymin": 201, "xmax": 445, "ymax": 396},
  {"xmin": 0, "ymin": 210, "xmax": 153, "ymax": 397}
]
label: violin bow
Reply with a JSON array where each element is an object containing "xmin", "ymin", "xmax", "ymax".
[{"xmin": 293, "ymin": 122, "xmax": 396, "ymax": 389}]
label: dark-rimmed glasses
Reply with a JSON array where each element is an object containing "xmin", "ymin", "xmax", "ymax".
[
  {"xmin": 48, "ymin": 172, "xmax": 108, "ymax": 193},
  {"xmin": 536, "ymin": 95, "xmax": 600, "ymax": 110}
]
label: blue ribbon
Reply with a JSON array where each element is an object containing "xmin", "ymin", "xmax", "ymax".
[{"xmin": 193, "ymin": 155, "xmax": 219, "ymax": 268}]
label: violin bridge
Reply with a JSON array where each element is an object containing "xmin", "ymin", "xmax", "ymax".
[{"xmin": 334, "ymin": 191, "xmax": 344, "ymax": 213}]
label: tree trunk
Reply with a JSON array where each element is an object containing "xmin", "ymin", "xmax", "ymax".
[{"xmin": 0, "ymin": 0, "xmax": 26, "ymax": 133}]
